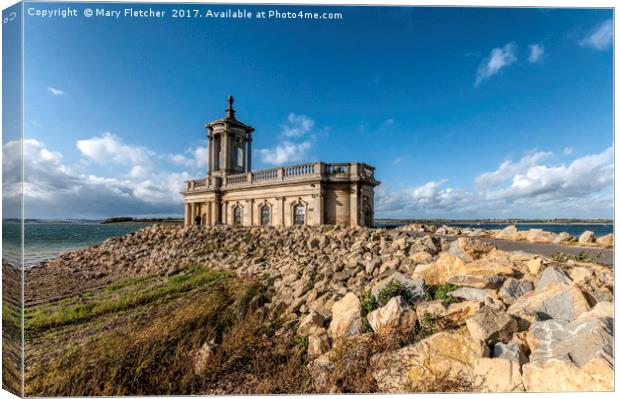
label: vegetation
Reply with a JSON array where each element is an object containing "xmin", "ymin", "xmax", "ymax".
[
  {"xmin": 432, "ymin": 283, "xmax": 457, "ymax": 304},
  {"xmin": 552, "ymin": 250, "xmax": 602, "ymax": 263},
  {"xmin": 25, "ymin": 267, "xmax": 313, "ymax": 396}
]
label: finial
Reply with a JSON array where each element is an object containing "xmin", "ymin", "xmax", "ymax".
[{"xmin": 226, "ymin": 95, "xmax": 235, "ymax": 119}]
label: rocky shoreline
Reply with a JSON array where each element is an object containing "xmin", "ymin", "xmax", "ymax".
[
  {"xmin": 400, "ymin": 223, "xmax": 614, "ymax": 248},
  {"xmin": 23, "ymin": 224, "xmax": 614, "ymax": 392}
]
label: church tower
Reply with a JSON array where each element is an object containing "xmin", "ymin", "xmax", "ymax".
[{"xmin": 205, "ymin": 96, "xmax": 255, "ymax": 177}]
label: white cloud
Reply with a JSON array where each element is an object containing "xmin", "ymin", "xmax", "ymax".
[
  {"xmin": 282, "ymin": 113, "xmax": 315, "ymax": 138},
  {"xmin": 169, "ymin": 143, "xmax": 208, "ymax": 170},
  {"xmin": 257, "ymin": 114, "xmax": 317, "ymax": 165},
  {"xmin": 257, "ymin": 141, "xmax": 311, "ymax": 165},
  {"xmin": 580, "ymin": 19, "xmax": 613, "ymax": 50},
  {"xmin": 47, "ymin": 87, "xmax": 65, "ymax": 96},
  {"xmin": 475, "ymin": 42, "xmax": 517, "ymax": 86},
  {"xmin": 528, "ymin": 43, "xmax": 544, "ymax": 63},
  {"xmin": 376, "ymin": 147, "xmax": 613, "ymax": 219},
  {"xmin": 2, "ymin": 138, "xmax": 192, "ymax": 219},
  {"xmin": 563, "ymin": 147, "xmax": 573, "ymax": 156},
  {"xmin": 77, "ymin": 133, "xmax": 153, "ymax": 165},
  {"xmin": 392, "ymin": 157, "xmax": 402, "ymax": 165}
]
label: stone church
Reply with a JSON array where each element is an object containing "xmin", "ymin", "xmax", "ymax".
[{"xmin": 182, "ymin": 97, "xmax": 380, "ymax": 227}]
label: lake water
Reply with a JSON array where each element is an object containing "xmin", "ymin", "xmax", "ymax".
[
  {"xmin": 377, "ymin": 222, "xmax": 613, "ymax": 237},
  {"xmin": 2, "ymin": 222, "xmax": 150, "ymax": 267}
]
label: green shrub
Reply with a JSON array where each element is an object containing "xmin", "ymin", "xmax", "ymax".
[
  {"xmin": 433, "ymin": 283, "xmax": 456, "ymax": 304},
  {"xmin": 376, "ymin": 279, "xmax": 407, "ymax": 306}
]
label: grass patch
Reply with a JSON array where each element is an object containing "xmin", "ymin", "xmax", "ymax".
[
  {"xmin": 25, "ymin": 267, "xmax": 231, "ymax": 331},
  {"xmin": 26, "ymin": 275, "xmax": 311, "ymax": 396},
  {"xmin": 433, "ymin": 283, "xmax": 457, "ymax": 304}
]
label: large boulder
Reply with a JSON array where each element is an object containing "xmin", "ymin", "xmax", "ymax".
[
  {"xmin": 492, "ymin": 341, "xmax": 528, "ymax": 365},
  {"xmin": 328, "ymin": 292, "xmax": 363, "ymax": 341},
  {"xmin": 367, "ymin": 296, "xmax": 416, "ymax": 334},
  {"xmin": 448, "ymin": 237, "xmax": 496, "ymax": 262},
  {"xmin": 413, "ymin": 255, "xmax": 514, "ymax": 286},
  {"xmin": 499, "ymin": 278, "xmax": 533, "ymax": 305},
  {"xmin": 495, "ymin": 225, "xmax": 519, "ymax": 240},
  {"xmin": 536, "ymin": 266, "xmax": 572, "ymax": 289},
  {"xmin": 473, "ymin": 358, "xmax": 524, "ymax": 392},
  {"xmin": 466, "ymin": 306, "xmax": 517, "ymax": 345},
  {"xmin": 596, "ymin": 233, "xmax": 613, "ymax": 247},
  {"xmin": 448, "ymin": 287, "xmax": 495, "ymax": 303},
  {"xmin": 525, "ymin": 229, "xmax": 558, "ymax": 244},
  {"xmin": 507, "ymin": 283, "xmax": 591, "ymax": 329},
  {"xmin": 371, "ymin": 272, "xmax": 425, "ymax": 305},
  {"xmin": 371, "ymin": 331, "xmax": 487, "ymax": 392},
  {"xmin": 578, "ymin": 230, "xmax": 596, "ymax": 245},
  {"xmin": 522, "ymin": 316, "xmax": 613, "ymax": 391}
]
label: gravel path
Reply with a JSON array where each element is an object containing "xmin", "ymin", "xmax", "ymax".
[{"xmin": 398, "ymin": 231, "xmax": 614, "ymax": 266}]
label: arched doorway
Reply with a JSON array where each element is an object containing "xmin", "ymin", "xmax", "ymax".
[{"xmin": 364, "ymin": 205, "xmax": 372, "ymax": 227}]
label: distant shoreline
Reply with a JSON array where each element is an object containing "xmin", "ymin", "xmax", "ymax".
[{"xmin": 375, "ymin": 220, "xmax": 613, "ymax": 226}]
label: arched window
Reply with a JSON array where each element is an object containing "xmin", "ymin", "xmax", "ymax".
[
  {"xmin": 261, "ymin": 205, "xmax": 270, "ymax": 226},
  {"xmin": 293, "ymin": 204, "xmax": 305, "ymax": 225},
  {"xmin": 233, "ymin": 206, "xmax": 242, "ymax": 225}
]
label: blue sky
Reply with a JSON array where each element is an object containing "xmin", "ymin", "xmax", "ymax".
[{"xmin": 5, "ymin": 3, "xmax": 614, "ymax": 219}]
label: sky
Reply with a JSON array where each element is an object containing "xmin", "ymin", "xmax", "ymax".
[{"xmin": 2, "ymin": 3, "xmax": 614, "ymax": 219}]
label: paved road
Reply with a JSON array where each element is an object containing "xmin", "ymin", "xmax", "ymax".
[{"xmin": 398, "ymin": 231, "xmax": 614, "ymax": 266}]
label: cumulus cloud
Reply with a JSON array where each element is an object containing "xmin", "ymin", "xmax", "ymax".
[
  {"xmin": 475, "ymin": 42, "xmax": 517, "ymax": 86},
  {"xmin": 376, "ymin": 147, "xmax": 613, "ymax": 219},
  {"xmin": 281, "ymin": 113, "xmax": 314, "ymax": 138},
  {"xmin": 2, "ymin": 138, "xmax": 192, "ymax": 219},
  {"xmin": 528, "ymin": 43, "xmax": 544, "ymax": 63},
  {"xmin": 77, "ymin": 133, "xmax": 153, "ymax": 165},
  {"xmin": 169, "ymin": 143, "xmax": 208, "ymax": 170},
  {"xmin": 580, "ymin": 19, "xmax": 613, "ymax": 50},
  {"xmin": 47, "ymin": 87, "xmax": 65, "ymax": 96},
  {"xmin": 257, "ymin": 113, "xmax": 317, "ymax": 165},
  {"xmin": 257, "ymin": 141, "xmax": 312, "ymax": 165}
]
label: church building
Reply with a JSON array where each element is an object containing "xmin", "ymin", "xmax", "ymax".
[{"xmin": 182, "ymin": 97, "xmax": 380, "ymax": 227}]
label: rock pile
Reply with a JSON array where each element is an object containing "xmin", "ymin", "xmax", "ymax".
[
  {"xmin": 25, "ymin": 224, "xmax": 614, "ymax": 392},
  {"xmin": 401, "ymin": 223, "xmax": 614, "ymax": 248}
]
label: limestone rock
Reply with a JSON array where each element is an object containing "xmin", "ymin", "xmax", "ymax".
[
  {"xmin": 328, "ymin": 292, "xmax": 363, "ymax": 341},
  {"xmin": 499, "ymin": 278, "xmax": 533, "ymax": 305},
  {"xmin": 448, "ymin": 287, "xmax": 494, "ymax": 303},
  {"xmin": 371, "ymin": 331, "xmax": 487, "ymax": 392},
  {"xmin": 448, "ymin": 237, "xmax": 496, "ymax": 262},
  {"xmin": 596, "ymin": 233, "xmax": 613, "ymax": 247},
  {"xmin": 495, "ymin": 225, "xmax": 519, "ymax": 240},
  {"xmin": 507, "ymin": 283, "xmax": 591, "ymax": 329},
  {"xmin": 536, "ymin": 266, "xmax": 572, "ymax": 289},
  {"xmin": 367, "ymin": 296, "xmax": 413, "ymax": 334},
  {"xmin": 371, "ymin": 272, "xmax": 425, "ymax": 305},
  {"xmin": 413, "ymin": 255, "xmax": 514, "ymax": 286},
  {"xmin": 492, "ymin": 341, "xmax": 527, "ymax": 364},
  {"xmin": 522, "ymin": 316, "xmax": 613, "ymax": 392},
  {"xmin": 416, "ymin": 300, "xmax": 481, "ymax": 327},
  {"xmin": 568, "ymin": 266, "xmax": 593, "ymax": 285},
  {"xmin": 193, "ymin": 339, "xmax": 216, "ymax": 375},
  {"xmin": 525, "ymin": 257, "xmax": 543, "ymax": 275},
  {"xmin": 525, "ymin": 229, "xmax": 557, "ymax": 244},
  {"xmin": 473, "ymin": 357, "xmax": 524, "ymax": 392},
  {"xmin": 308, "ymin": 331, "xmax": 330, "ymax": 359},
  {"xmin": 298, "ymin": 310, "xmax": 326, "ymax": 336},
  {"xmin": 578, "ymin": 230, "xmax": 596, "ymax": 245},
  {"xmin": 553, "ymin": 232, "xmax": 573, "ymax": 244},
  {"xmin": 466, "ymin": 306, "xmax": 517, "ymax": 344},
  {"xmin": 447, "ymin": 274, "xmax": 504, "ymax": 289},
  {"xmin": 408, "ymin": 251, "xmax": 433, "ymax": 265}
]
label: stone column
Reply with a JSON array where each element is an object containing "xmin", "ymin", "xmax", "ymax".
[
  {"xmin": 248, "ymin": 199, "xmax": 254, "ymax": 225},
  {"xmin": 184, "ymin": 203, "xmax": 190, "ymax": 226},
  {"xmin": 246, "ymin": 137, "xmax": 252, "ymax": 172},
  {"xmin": 280, "ymin": 197, "xmax": 286, "ymax": 226},
  {"xmin": 207, "ymin": 135, "xmax": 213, "ymax": 174},
  {"xmin": 350, "ymin": 183, "xmax": 359, "ymax": 227},
  {"xmin": 221, "ymin": 131, "xmax": 229, "ymax": 173},
  {"xmin": 314, "ymin": 193, "xmax": 324, "ymax": 225}
]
